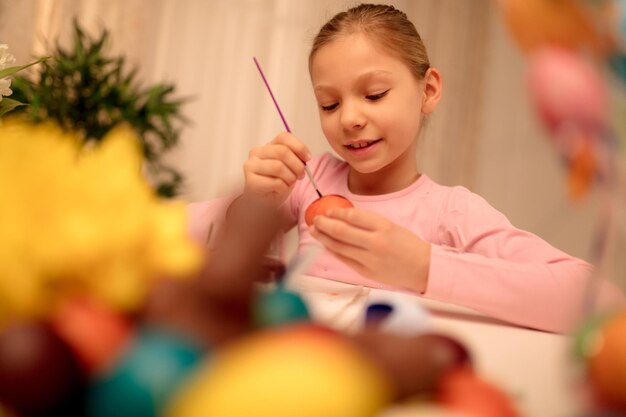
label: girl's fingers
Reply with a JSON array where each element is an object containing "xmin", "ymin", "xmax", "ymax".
[
  {"xmin": 249, "ymin": 143, "xmax": 307, "ymax": 180},
  {"xmin": 272, "ymin": 132, "xmax": 312, "ymax": 163},
  {"xmin": 324, "ymin": 207, "xmax": 382, "ymax": 231},
  {"xmin": 313, "ymin": 215, "xmax": 371, "ymax": 250},
  {"xmin": 248, "ymin": 158, "xmax": 299, "ymax": 185},
  {"xmin": 310, "ymin": 226, "xmax": 371, "ymax": 276},
  {"xmin": 311, "ymin": 221, "xmax": 371, "ymax": 263}
]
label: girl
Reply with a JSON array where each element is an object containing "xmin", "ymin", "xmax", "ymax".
[{"xmin": 189, "ymin": 3, "xmax": 624, "ymax": 333}]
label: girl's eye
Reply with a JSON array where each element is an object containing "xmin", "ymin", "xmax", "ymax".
[
  {"xmin": 366, "ymin": 89, "xmax": 390, "ymax": 101},
  {"xmin": 320, "ymin": 103, "xmax": 339, "ymax": 111}
]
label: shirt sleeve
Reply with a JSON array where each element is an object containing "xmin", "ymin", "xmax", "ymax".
[
  {"xmin": 423, "ymin": 187, "xmax": 626, "ymax": 333},
  {"xmin": 186, "ymin": 195, "xmax": 238, "ymax": 244}
]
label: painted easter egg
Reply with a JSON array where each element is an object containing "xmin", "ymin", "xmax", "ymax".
[
  {"xmin": 527, "ymin": 46, "xmax": 608, "ymax": 134},
  {"xmin": 50, "ymin": 297, "xmax": 132, "ymax": 374},
  {"xmin": 586, "ymin": 309, "xmax": 626, "ymax": 411},
  {"xmin": 88, "ymin": 327, "xmax": 203, "ymax": 417},
  {"xmin": 305, "ymin": 194, "xmax": 354, "ymax": 226},
  {"xmin": 437, "ymin": 367, "xmax": 520, "ymax": 417},
  {"xmin": 166, "ymin": 323, "xmax": 392, "ymax": 417},
  {"xmin": 0, "ymin": 321, "xmax": 86, "ymax": 417},
  {"xmin": 499, "ymin": 0, "xmax": 606, "ymax": 53},
  {"xmin": 350, "ymin": 331, "xmax": 472, "ymax": 401},
  {"xmin": 252, "ymin": 287, "xmax": 310, "ymax": 327}
]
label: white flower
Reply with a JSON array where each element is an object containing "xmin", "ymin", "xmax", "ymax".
[
  {"xmin": 0, "ymin": 77, "xmax": 12, "ymax": 101},
  {"xmin": 0, "ymin": 44, "xmax": 16, "ymax": 70}
]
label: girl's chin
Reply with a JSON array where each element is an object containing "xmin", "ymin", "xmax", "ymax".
[{"xmin": 346, "ymin": 160, "xmax": 386, "ymax": 175}]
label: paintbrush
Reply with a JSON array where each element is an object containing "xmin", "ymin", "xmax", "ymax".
[{"xmin": 253, "ymin": 56, "xmax": 323, "ymax": 198}]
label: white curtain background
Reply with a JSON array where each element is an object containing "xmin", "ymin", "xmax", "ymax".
[{"xmin": 3, "ymin": 0, "xmax": 622, "ymax": 289}]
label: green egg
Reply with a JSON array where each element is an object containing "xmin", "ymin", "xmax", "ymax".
[
  {"xmin": 252, "ymin": 288, "xmax": 310, "ymax": 327},
  {"xmin": 572, "ymin": 312, "xmax": 610, "ymax": 362},
  {"xmin": 87, "ymin": 327, "xmax": 204, "ymax": 417}
]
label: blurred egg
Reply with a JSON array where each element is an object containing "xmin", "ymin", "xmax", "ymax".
[
  {"xmin": 350, "ymin": 331, "xmax": 471, "ymax": 401},
  {"xmin": 609, "ymin": 53, "xmax": 626, "ymax": 86},
  {"xmin": 499, "ymin": 0, "xmax": 607, "ymax": 53},
  {"xmin": 50, "ymin": 297, "xmax": 132, "ymax": 374},
  {"xmin": 252, "ymin": 286, "xmax": 310, "ymax": 327},
  {"xmin": 420, "ymin": 334, "xmax": 472, "ymax": 368},
  {"xmin": 88, "ymin": 327, "xmax": 203, "ymax": 417},
  {"xmin": 586, "ymin": 309, "xmax": 626, "ymax": 410},
  {"xmin": 572, "ymin": 312, "xmax": 611, "ymax": 362},
  {"xmin": 305, "ymin": 194, "xmax": 354, "ymax": 226},
  {"xmin": 437, "ymin": 367, "xmax": 520, "ymax": 417},
  {"xmin": 379, "ymin": 402, "xmax": 465, "ymax": 417},
  {"xmin": 527, "ymin": 46, "xmax": 608, "ymax": 134},
  {"xmin": 0, "ymin": 321, "xmax": 86, "ymax": 417},
  {"xmin": 166, "ymin": 323, "xmax": 392, "ymax": 417}
]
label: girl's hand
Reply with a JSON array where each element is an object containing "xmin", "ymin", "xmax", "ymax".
[
  {"xmin": 310, "ymin": 208, "xmax": 431, "ymax": 293},
  {"xmin": 243, "ymin": 132, "xmax": 312, "ymax": 206}
]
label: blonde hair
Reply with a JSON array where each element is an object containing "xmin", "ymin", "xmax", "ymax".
[{"xmin": 309, "ymin": 3, "xmax": 430, "ymax": 80}]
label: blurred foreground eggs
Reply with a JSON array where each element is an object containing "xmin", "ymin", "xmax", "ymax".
[
  {"xmin": 88, "ymin": 328, "xmax": 203, "ymax": 417},
  {"xmin": 166, "ymin": 323, "xmax": 393, "ymax": 417},
  {"xmin": 585, "ymin": 309, "xmax": 626, "ymax": 410},
  {"xmin": 0, "ymin": 321, "xmax": 86, "ymax": 417},
  {"xmin": 437, "ymin": 367, "xmax": 520, "ymax": 417}
]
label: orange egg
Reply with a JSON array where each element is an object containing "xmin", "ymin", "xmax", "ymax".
[
  {"xmin": 50, "ymin": 297, "xmax": 132, "ymax": 374},
  {"xmin": 437, "ymin": 367, "xmax": 520, "ymax": 417},
  {"xmin": 587, "ymin": 309, "xmax": 626, "ymax": 410},
  {"xmin": 304, "ymin": 194, "xmax": 354, "ymax": 226},
  {"xmin": 498, "ymin": 0, "xmax": 608, "ymax": 54}
]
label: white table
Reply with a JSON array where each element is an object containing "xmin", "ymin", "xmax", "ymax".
[{"xmin": 286, "ymin": 274, "xmax": 584, "ymax": 417}]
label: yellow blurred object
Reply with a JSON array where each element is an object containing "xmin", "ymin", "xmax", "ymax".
[
  {"xmin": 498, "ymin": 0, "xmax": 610, "ymax": 54},
  {"xmin": 166, "ymin": 324, "xmax": 393, "ymax": 417},
  {"xmin": 0, "ymin": 119, "xmax": 202, "ymax": 323}
]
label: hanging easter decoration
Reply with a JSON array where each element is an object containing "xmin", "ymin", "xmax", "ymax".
[
  {"xmin": 526, "ymin": 46, "xmax": 609, "ymax": 198},
  {"xmin": 498, "ymin": 0, "xmax": 608, "ymax": 53}
]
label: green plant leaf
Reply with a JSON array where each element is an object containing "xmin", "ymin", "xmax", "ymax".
[
  {"xmin": 0, "ymin": 57, "xmax": 49, "ymax": 78},
  {"xmin": 0, "ymin": 98, "xmax": 27, "ymax": 116},
  {"xmin": 8, "ymin": 21, "xmax": 188, "ymax": 198}
]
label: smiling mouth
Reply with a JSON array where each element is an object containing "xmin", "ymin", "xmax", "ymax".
[{"xmin": 346, "ymin": 139, "xmax": 382, "ymax": 149}]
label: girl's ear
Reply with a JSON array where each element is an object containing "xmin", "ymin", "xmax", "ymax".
[{"xmin": 421, "ymin": 68, "xmax": 442, "ymax": 115}]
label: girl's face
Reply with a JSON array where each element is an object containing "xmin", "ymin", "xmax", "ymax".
[{"xmin": 311, "ymin": 32, "xmax": 437, "ymax": 194}]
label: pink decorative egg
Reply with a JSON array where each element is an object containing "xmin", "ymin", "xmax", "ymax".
[{"xmin": 527, "ymin": 46, "xmax": 608, "ymax": 134}]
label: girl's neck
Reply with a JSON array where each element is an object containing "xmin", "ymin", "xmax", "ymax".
[{"xmin": 347, "ymin": 165, "xmax": 421, "ymax": 195}]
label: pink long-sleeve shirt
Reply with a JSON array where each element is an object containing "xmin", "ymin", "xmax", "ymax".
[{"xmin": 188, "ymin": 153, "xmax": 625, "ymax": 333}]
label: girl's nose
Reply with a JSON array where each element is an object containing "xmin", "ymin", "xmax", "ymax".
[{"xmin": 339, "ymin": 100, "xmax": 366, "ymax": 130}]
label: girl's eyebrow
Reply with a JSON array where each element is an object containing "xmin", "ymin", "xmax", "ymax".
[{"xmin": 314, "ymin": 69, "xmax": 393, "ymax": 93}]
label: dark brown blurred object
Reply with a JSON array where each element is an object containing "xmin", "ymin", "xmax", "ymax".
[
  {"xmin": 0, "ymin": 321, "xmax": 86, "ymax": 417},
  {"xmin": 350, "ymin": 330, "xmax": 471, "ymax": 401},
  {"xmin": 142, "ymin": 196, "xmax": 285, "ymax": 348}
]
